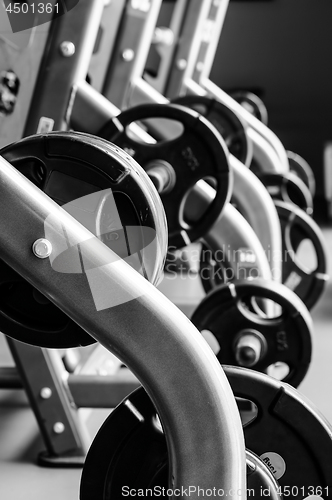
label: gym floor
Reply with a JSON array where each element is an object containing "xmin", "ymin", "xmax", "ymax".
[{"xmin": 0, "ymin": 226, "xmax": 331, "ymax": 500}]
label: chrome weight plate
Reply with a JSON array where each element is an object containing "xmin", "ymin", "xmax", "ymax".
[{"xmin": 0, "ymin": 131, "xmax": 167, "ymax": 348}]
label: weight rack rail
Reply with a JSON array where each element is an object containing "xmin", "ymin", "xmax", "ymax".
[
  {"xmin": 0, "ymin": 0, "xmax": 141, "ymax": 465},
  {"xmin": 0, "ymin": 151, "xmax": 246, "ymax": 492}
]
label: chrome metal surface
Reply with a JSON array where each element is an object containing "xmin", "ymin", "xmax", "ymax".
[
  {"xmin": 0, "ymin": 154, "xmax": 246, "ymax": 494},
  {"xmin": 230, "ymin": 155, "xmax": 282, "ymax": 281},
  {"xmin": 187, "ymin": 181, "xmax": 272, "ymax": 282},
  {"xmin": 59, "ymin": 41, "xmax": 76, "ymax": 58},
  {"xmin": 32, "ymin": 239, "xmax": 53, "ymax": 259}
]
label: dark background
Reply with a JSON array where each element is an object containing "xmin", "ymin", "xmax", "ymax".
[{"xmin": 210, "ymin": 0, "xmax": 332, "ymax": 212}]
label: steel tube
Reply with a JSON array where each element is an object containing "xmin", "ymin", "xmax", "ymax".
[{"xmin": 0, "ymin": 155, "xmax": 246, "ymax": 496}]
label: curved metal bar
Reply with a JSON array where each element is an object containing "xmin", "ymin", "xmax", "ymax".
[
  {"xmin": 245, "ymin": 450, "xmax": 282, "ymax": 499},
  {"xmin": 0, "ymin": 155, "xmax": 246, "ymax": 496},
  {"xmin": 230, "ymin": 155, "xmax": 282, "ymax": 281},
  {"xmin": 205, "ymin": 204, "xmax": 272, "ymax": 281},
  {"xmin": 246, "ymin": 127, "xmax": 287, "ymax": 175},
  {"xmin": 187, "ymin": 182, "xmax": 272, "ymax": 282},
  {"xmin": 186, "ymin": 77, "xmax": 289, "ymax": 174}
]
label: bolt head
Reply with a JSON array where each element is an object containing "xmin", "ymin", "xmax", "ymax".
[
  {"xmin": 196, "ymin": 61, "xmax": 204, "ymax": 73},
  {"xmin": 32, "ymin": 239, "xmax": 52, "ymax": 259},
  {"xmin": 53, "ymin": 422, "xmax": 65, "ymax": 434},
  {"xmin": 60, "ymin": 41, "xmax": 76, "ymax": 57},
  {"xmin": 176, "ymin": 59, "xmax": 187, "ymax": 71},
  {"xmin": 40, "ymin": 387, "xmax": 52, "ymax": 399},
  {"xmin": 122, "ymin": 49, "xmax": 135, "ymax": 62}
]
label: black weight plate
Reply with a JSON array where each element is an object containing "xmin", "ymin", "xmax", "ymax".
[
  {"xmin": 199, "ymin": 242, "xmax": 240, "ymax": 293},
  {"xmin": 275, "ymin": 200, "xmax": 329, "ymax": 310},
  {"xmin": 225, "ymin": 366, "xmax": 332, "ymax": 496},
  {"xmin": 80, "ymin": 386, "xmax": 281, "ymax": 500},
  {"xmin": 287, "ymin": 150, "xmax": 316, "ymax": 197},
  {"xmin": 80, "ymin": 387, "xmax": 167, "ymax": 500},
  {"xmin": 191, "ymin": 279, "xmax": 313, "ymax": 387},
  {"xmin": 258, "ymin": 172, "xmax": 313, "ymax": 216},
  {"xmin": 229, "ymin": 90, "xmax": 269, "ymax": 126},
  {"xmin": 98, "ymin": 103, "xmax": 231, "ymax": 249},
  {"xmin": 172, "ymin": 95, "xmax": 253, "ymax": 166},
  {"xmin": 0, "ymin": 132, "xmax": 167, "ymax": 348}
]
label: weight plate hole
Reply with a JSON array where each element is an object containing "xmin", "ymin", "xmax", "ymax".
[
  {"xmin": 201, "ymin": 329, "xmax": 220, "ymax": 355},
  {"xmin": 249, "ymin": 297, "xmax": 283, "ymax": 319},
  {"xmin": 236, "ymin": 397, "xmax": 258, "ymax": 427},
  {"xmin": 290, "ymin": 237, "xmax": 318, "ymax": 273},
  {"xmin": 126, "ymin": 118, "xmax": 184, "ymax": 143},
  {"xmin": 190, "ymin": 104, "xmax": 209, "ymax": 115},
  {"xmin": 15, "ymin": 159, "xmax": 46, "ymax": 187},
  {"xmin": 285, "ymin": 183, "xmax": 301, "ymax": 207},
  {"xmin": 237, "ymin": 296, "xmax": 283, "ymax": 322},
  {"xmin": 202, "ymin": 176, "xmax": 217, "ymax": 190},
  {"xmin": 183, "ymin": 178, "xmax": 217, "ymax": 225},
  {"xmin": 267, "ymin": 362, "xmax": 290, "ymax": 381}
]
